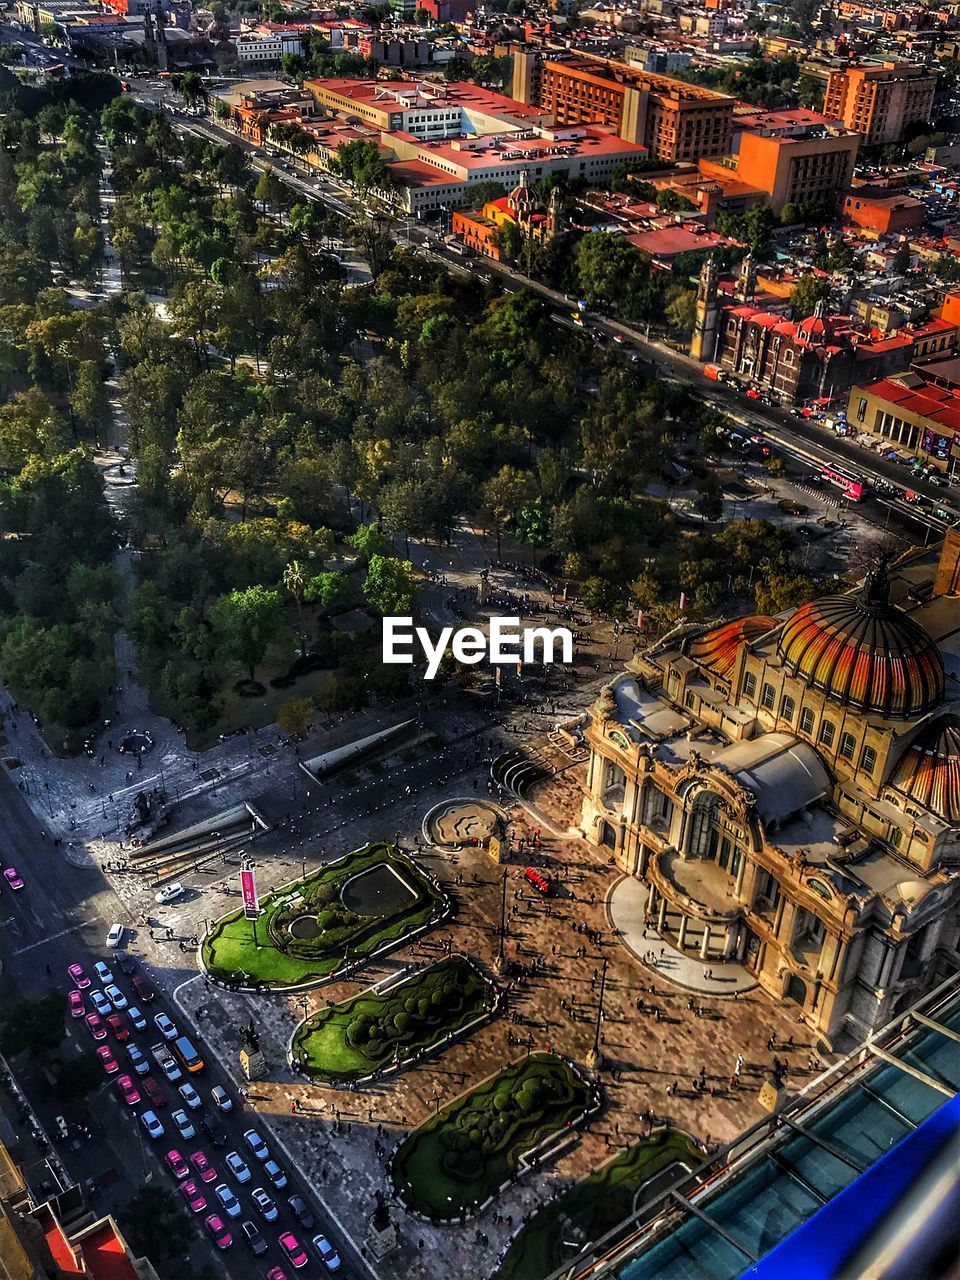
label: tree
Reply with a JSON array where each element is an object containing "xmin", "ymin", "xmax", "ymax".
[
  {"xmin": 69, "ymin": 360, "xmax": 110, "ymax": 441},
  {"xmin": 119, "ymin": 1188, "xmax": 194, "ymax": 1269},
  {"xmin": 790, "ymin": 274, "xmax": 831, "ymax": 318},
  {"xmin": 277, "ymin": 695, "xmax": 314, "ymax": 739},
  {"xmin": 305, "ymin": 570, "xmax": 351, "ymax": 611},
  {"xmin": 211, "ymin": 586, "xmax": 286, "ymax": 682},
  {"xmin": 444, "ymin": 55, "xmax": 472, "ymax": 82},
  {"xmin": 346, "ymin": 524, "xmax": 390, "ymax": 563},
  {"xmin": 53, "ymin": 1054, "xmax": 103, "ymax": 1102},
  {"xmin": 755, "ymin": 571, "xmax": 822, "ymax": 614},
  {"xmin": 480, "ymin": 465, "xmax": 535, "ymax": 559},
  {"xmin": 664, "ymin": 284, "xmax": 696, "ymax": 333},
  {"xmin": 283, "ymin": 560, "xmax": 309, "ymax": 656},
  {"xmin": 891, "ymin": 242, "xmax": 912, "ymax": 274},
  {"xmin": 363, "ymin": 554, "xmax": 417, "ymax": 615},
  {"xmin": 254, "ymin": 169, "xmax": 286, "ymax": 212},
  {"xmin": 0, "ymin": 993, "xmax": 65, "ymax": 1057}
]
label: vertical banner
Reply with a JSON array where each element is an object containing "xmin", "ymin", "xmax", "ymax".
[
  {"xmin": 240, "ymin": 866, "xmax": 259, "ymax": 920},
  {"xmin": 679, "ymin": 592, "xmax": 687, "ymax": 612},
  {"xmin": 495, "ymin": 665, "xmax": 502, "ymax": 687}
]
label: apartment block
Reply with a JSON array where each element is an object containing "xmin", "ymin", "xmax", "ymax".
[
  {"xmin": 702, "ymin": 125, "xmax": 860, "ymax": 214},
  {"xmin": 823, "ymin": 60, "xmax": 936, "ymax": 146}
]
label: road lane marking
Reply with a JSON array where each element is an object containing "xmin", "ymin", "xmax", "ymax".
[{"xmin": 13, "ymin": 918, "xmax": 97, "ymax": 954}]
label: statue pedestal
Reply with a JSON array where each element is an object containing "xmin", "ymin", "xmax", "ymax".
[
  {"xmin": 365, "ymin": 1221, "xmax": 399, "ymax": 1261},
  {"xmin": 240, "ymin": 1047, "xmax": 267, "ymax": 1081},
  {"xmin": 585, "ymin": 1046, "xmax": 602, "ymax": 1073},
  {"xmin": 758, "ymin": 1073, "xmax": 787, "ymax": 1114},
  {"xmin": 487, "ymin": 835, "xmax": 503, "ymax": 864}
]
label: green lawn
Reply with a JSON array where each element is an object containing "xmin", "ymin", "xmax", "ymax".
[
  {"xmin": 201, "ymin": 844, "xmax": 447, "ymax": 990},
  {"xmin": 292, "ymin": 955, "xmax": 496, "ymax": 1082},
  {"xmin": 392, "ymin": 1054, "xmax": 595, "ymax": 1219},
  {"xmin": 496, "ymin": 1129, "xmax": 703, "ymax": 1280}
]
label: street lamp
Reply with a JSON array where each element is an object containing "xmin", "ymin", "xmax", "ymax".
[{"xmin": 588, "ymin": 957, "xmax": 608, "ymax": 1072}]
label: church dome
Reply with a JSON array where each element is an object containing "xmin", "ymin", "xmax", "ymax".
[
  {"xmin": 688, "ymin": 614, "xmax": 775, "ymax": 680},
  {"xmin": 890, "ymin": 717, "xmax": 960, "ymax": 822},
  {"xmin": 776, "ymin": 568, "xmax": 944, "ymax": 720}
]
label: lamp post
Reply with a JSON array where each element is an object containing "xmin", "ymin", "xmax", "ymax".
[
  {"xmin": 496, "ymin": 869, "xmax": 508, "ymax": 975},
  {"xmin": 587, "ymin": 957, "xmax": 608, "ymax": 1073}
]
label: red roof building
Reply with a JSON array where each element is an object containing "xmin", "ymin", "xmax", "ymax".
[{"xmin": 847, "ymin": 372, "xmax": 960, "ymax": 472}]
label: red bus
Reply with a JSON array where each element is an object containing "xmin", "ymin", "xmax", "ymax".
[
  {"xmin": 821, "ymin": 463, "xmax": 864, "ymax": 501},
  {"xmin": 524, "ymin": 867, "xmax": 552, "ymax": 895}
]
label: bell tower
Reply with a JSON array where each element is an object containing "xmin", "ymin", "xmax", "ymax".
[{"xmin": 690, "ymin": 254, "xmax": 719, "ymax": 362}]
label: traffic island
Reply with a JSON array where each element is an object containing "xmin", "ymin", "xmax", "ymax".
[
  {"xmin": 200, "ymin": 843, "xmax": 449, "ymax": 992},
  {"xmin": 290, "ymin": 955, "xmax": 499, "ymax": 1085},
  {"xmin": 391, "ymin": 1053, "xmax": 600, "ymax": 1220},
  {"xmin": 494, "ymin": 1128, "xmax": 704, "ymax": 1280}
]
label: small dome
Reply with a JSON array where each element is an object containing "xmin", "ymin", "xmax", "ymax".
[
  {"xmin": 777, "ymin": 567, "xmax": 944, "ymax": 720},
  {"xmin": 688, "ymin": 615, "xmax": 775, "ymax": 680},
  {"xmin": 890, "ymin": 717, "xmax": 960, "ymax": 822}
]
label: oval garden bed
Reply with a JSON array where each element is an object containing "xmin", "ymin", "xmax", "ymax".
[
  {"xmin": 392, "ymin": 1054, "xmax": 598, "ymax": 1220},
  {"xmin": 291, "ymin": 955, "xmax": 498, "ymax": 1084},
  {"xmin": 495, "ymin": 1128, "xmax": 703, "ymax": 1280},
  {"xmin": 201, "ymin": 843, "xmax": 448, "ymax": 991}
]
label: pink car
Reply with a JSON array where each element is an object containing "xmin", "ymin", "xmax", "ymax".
[
  {"xmin": 85, "ymin": 1013, "xmax": 107, "ymax": 1042},
  {"xmin": 190, "ymin": 1150, "xmax": 217, "ymax": 1184},
  {"xmin": 68, "ymin": 990, "xmax": 85, "ymax": 1019},
  {"xmin": 116, "ymin": 1075, "xmax": 140, "ymax": 1106},
  {"xmin": 3, "ymin": 867, "xmax": 23, "ymax": 890},
  {"xmin": 68, "ymin": 963, "xmax": 89, "ymax": 989},
  {"xmin": 96, "ymin": 1045, "xmax": 119, "ymax": 1074},
  {"xmin": 204, "ymin": 1214, "xmax": 232, "ymax": 1250},
  {"xmin": 179, "ymin": 1179, "xmax": 207, "ymax": 1213},
  {"xmin": 165, "ymin": 1149, "xmax": 189, "ymax": 1180},
  {"xmin": 279, "ymin": 1233, "xmax": 308, "ymax": 1270}
]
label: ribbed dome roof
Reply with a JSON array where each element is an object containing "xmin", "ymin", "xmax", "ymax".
[
  {"xmin": 777, "ymin": 567, "xmax": 944, "ymax": 720},
  {"xmin": 688, "ymin": 615, "xmax": 775, "ymax": 680},
  {"xmin": 890, "ymin": 717, "xmax": 960, "ymax": 822}
]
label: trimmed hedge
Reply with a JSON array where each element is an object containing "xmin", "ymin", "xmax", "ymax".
[{"xmin": 292, "ymin": 956, "xmax": 495, "ymax": 1083}]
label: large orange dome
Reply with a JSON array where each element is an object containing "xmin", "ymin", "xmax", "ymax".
[
  {"xmin": 890, "ymin": 717, "xmax": 960, "ymax": 821},
  {"xmin": 776, "ymin": 568, "xmax": 944, "ymax": 720}
]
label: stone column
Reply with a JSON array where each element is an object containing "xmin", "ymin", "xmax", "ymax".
[
  {"xmin": 735, "ymin": 855, "xmax": 748, "ymax": 899},
  {"xmin": 700, "ymin": 924, "xmax": 711, "ymax": 960},
  {"xmin": 724, "ymin": 921, "xmax": 739, "ymax": 960},
  {"xmin": 657, "ymin": 898, "xmax": 667, "ymax": 932},
  {"xmin": 677, "ymin": 916, "xmax": 689, "ymax": 949},
  {"xmin": 646, "ymin": 882, "xmax": 656, "ymax": 913}
]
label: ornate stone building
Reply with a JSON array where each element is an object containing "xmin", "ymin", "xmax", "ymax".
[{"xmin": 582, "ymin": 547, "xmax": 960, "ymax": 1049}]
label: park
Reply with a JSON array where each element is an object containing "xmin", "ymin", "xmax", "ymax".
[
  {"xmin": 290, "ymin": 954, "xmax": 498, "ymax": 1083},
  {"xmin": 201, "ymin": 842, "xmax": 448, "ymax": 990}
]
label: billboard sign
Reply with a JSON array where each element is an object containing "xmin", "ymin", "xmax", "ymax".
[{"xmin": 240, "ymin": 866, "xmax": 259, "ymax": 920}]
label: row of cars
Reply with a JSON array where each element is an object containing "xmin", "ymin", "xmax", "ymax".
[{"xmin": 65, "ymin": 955, "xmax": 342, "ymax": 1276}]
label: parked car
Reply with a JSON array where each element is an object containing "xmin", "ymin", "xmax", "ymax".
[
  {"xmin": 106, "ymin": 1013, "xmax": 129, "ymax": 1042},
  {"xmin": 201, "ymin": 1114, "xmax": 228, "ymax": 1147},
  {"xmin": 210, "ymin": 1085, "xmax": 233, "ymax": 1113},
  {"xmin": 239, "ymin": 1220, "xmax": 267, "ymax": 1256},
  {"xmin": 96, "ymin": 1046, "xmax": 119, "ymax": 1074},
  {"xmin": 164, "ymin": 1149, "xmax": 189, "ymax": 1179},
  {"xmin": 214, "ymin": 1183, "xmax": 242, "ymax": 1219},
  {"xmin": 90, "ymin": 990, "xmax": 111, "ymax": 1016},
  {"xmin": 264, "ymin": 1160, "xmax": 287, "ymax": 1190},
  {"xmin": 142, "ymin": 1076, "xmax": 168, "ymax": 1108},
  {"xmin": 225, "ymin": 1152, "xmax": 251, "ymax": 1184},
  {"xmin": 104, "ymin": 983, "xmax": 127, "ymax": 1010},
  {"xmin": 287, "ymin": 1196, "xmax": 314, "ymax": 1229},
  {"xmin": 171, "ymin": 1109, "xmax": 196, "ymax": 1141},
  {"xmin": 154, "ymin": 1013, "xmax": 177, "ymax": 1040},
  {"xmin": 132, "ymin": 976, "xmax": 155, "ymax": 1003},
  {"xmin": 3, "ymin": 867, "xmax": 24, "ymax": 890},
  {"xmin": 179, "ymin": 1082, "xmax": 202, "ymax": 1110},
  {"xmin": 311, "ymin": 1234, "xmax": 341, "ymax": 1272},
  {"xmin": 155, "ymin": 882, "xmax": 186, "ymax": 905},
  {"xmin": 128, "ymin": 1005, "xmax": 147, "ymax": 1031},
  {"xmin": 190, "ymin": 1150, "xmax": 217, "ymax": 1184},
  {"xmin": 141, "ymin": 1111, "xmax": 165, "ymax": 1141},
  {"xmin": 117, "ymin": 954, "xmax": 137, "ymax": 976},
  {"xmin": 126, "ymin": 1043, "xmax": 149, "ymax": 1076},
  {"xmin": 265, "ymin": 1269, "xmax": 288, "ymax": 1280},
  {"xmin": 106, "ymin": 923, "xmax": 124, "ymax": 948},
  {"xmin": 179, "ymin": 1179, "xmax": 207, "ymax": 1214},
  {"xmin": 243, "ymin": 1129, "xmax": 269, "ymax": 1161},
  {"xmin": 204, "ymin": 1214, "xmax": 232, "ymax": 1250},
  {"xmin": 68, "ymin": 991, "xmax": 85, "ymax": 1019},
  {"xmin": 251, "ymin": 1188, "xmax": 278, "ymax": 1222},
  {"xmin": 116, "ymin": 1075, "xmax": 140, "ymax": 1107},
  {"xmin": 67, "ymin": 963, "xmax": 89, "ymax": 989},
  {"xmin": 85, "ymin": 1013, "xmax": 106, "ymax": 1041},
  {"xmin": 278, "ymin": 1231, "xmax": 308, "ymax": 1270}
]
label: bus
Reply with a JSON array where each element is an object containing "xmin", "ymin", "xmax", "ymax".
[
  {"xmin": 821, "ymin": 463, "xmax": 864, "ymax": 501},
  {"xmin": 173, "ymin": 1034, "xmax": 204, "ymax": 1074},
  {"xmin": 524, "ymin": 867, "xmax": 553, "ymax": 896}
]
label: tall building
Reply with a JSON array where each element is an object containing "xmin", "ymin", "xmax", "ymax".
[
  {"xmin": 581, "ymin": 549, "xmax": 960, "ymax": 1048},
  {"xmin": 823, "ymin": 60, "xmax": 937, "ymax": 146},
  {"xmin": 700, "ymin": 123, "xmax": 859, "ymax": 215},
  {"xmin": 689, "ymin": 254, "xmax": 719, "ymax": 362},
  {"xmin": 514, "ymin": 53, "xmax": 734, "ymax": 163}
]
